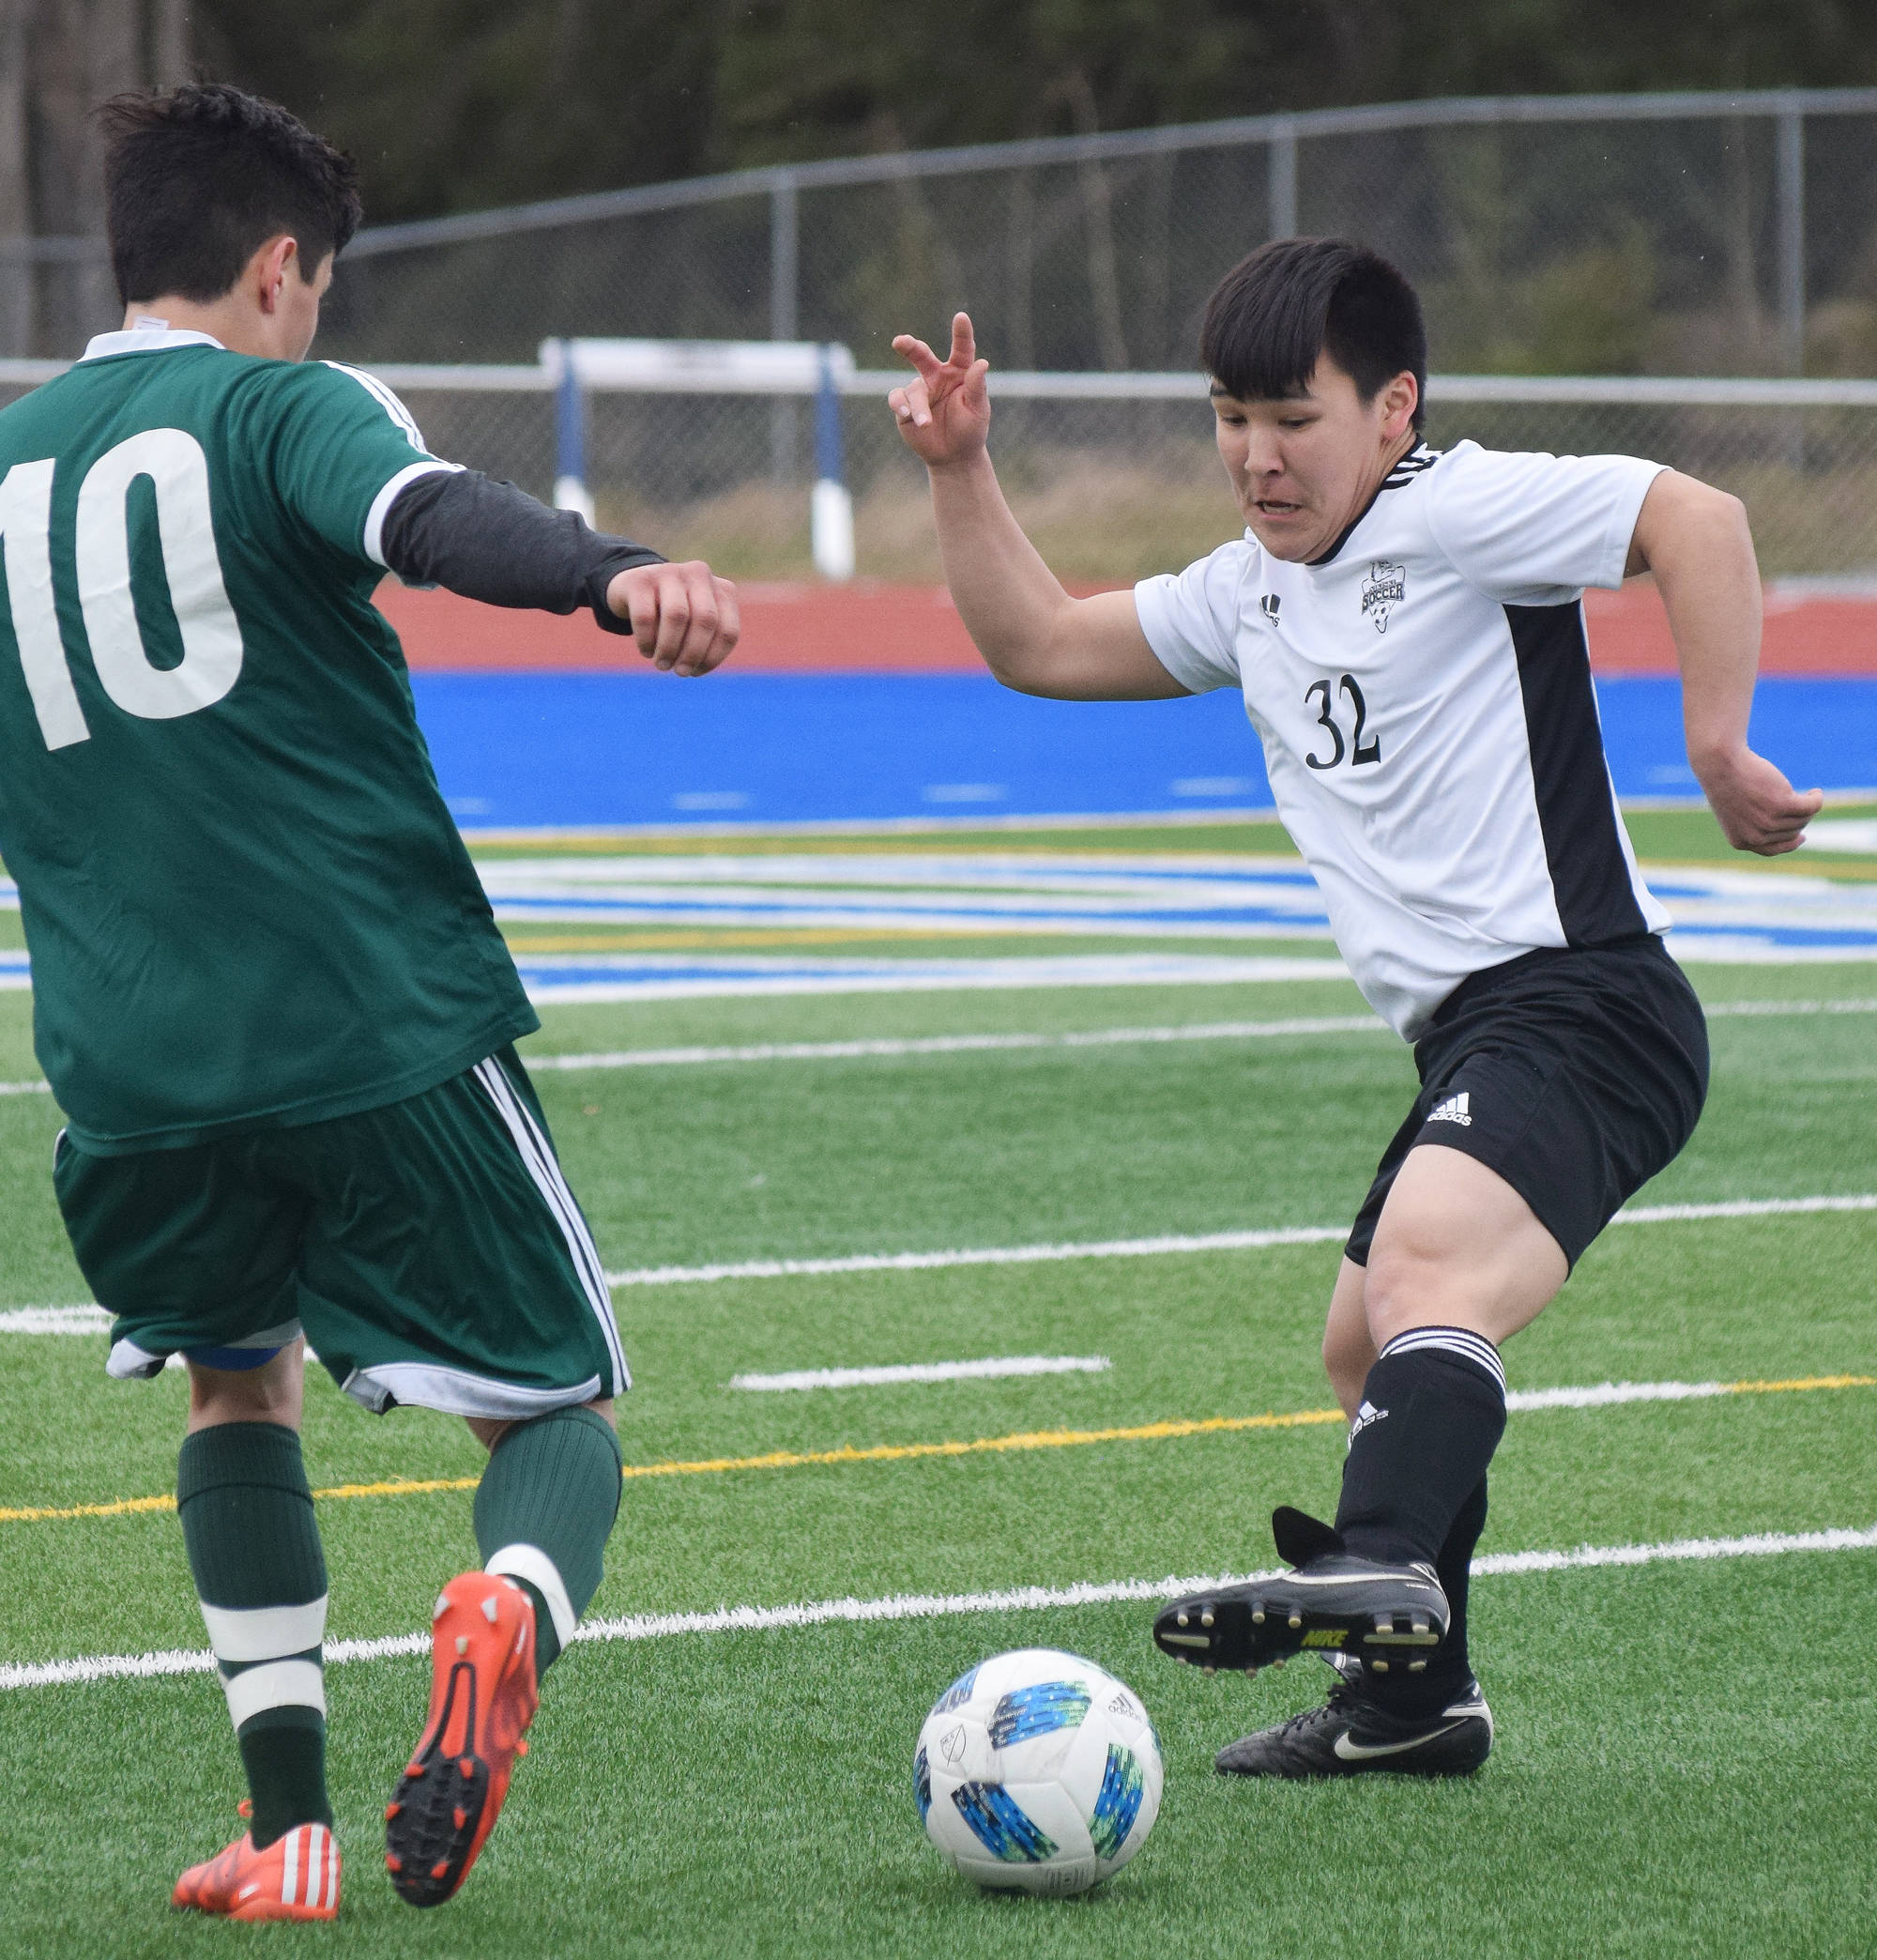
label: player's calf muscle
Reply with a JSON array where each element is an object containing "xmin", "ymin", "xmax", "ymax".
[{"xmin": 1321, "ymin": 1259, "xmax": 1377, "ymax": 1418}]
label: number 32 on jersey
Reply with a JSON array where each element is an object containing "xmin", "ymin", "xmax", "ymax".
[
  {"xmin": 1304, "ymin": 673, "xmax": 1381, "ymax": 771},
  {"xmin": 0, "ymin": 428, "xmax": 244, "ymax": 752}
]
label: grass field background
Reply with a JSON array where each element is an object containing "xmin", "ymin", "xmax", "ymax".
[{"xmin": 3, "ymin": 812, "xmax": 1874, "ymax": 1957}]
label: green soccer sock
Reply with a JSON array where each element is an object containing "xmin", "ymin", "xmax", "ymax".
[
  {"xmin": 473, "ymin": 1406, "xmax": 623, "ymax": 1677},
  {"xmin": 176, "ymin": 1422, "xmax": 333, "ymax": 1849}
]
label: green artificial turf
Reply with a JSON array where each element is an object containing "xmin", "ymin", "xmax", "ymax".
[{"xmin": 2, "ymin": 836, "xmax": 1874, "ymax": 1955}]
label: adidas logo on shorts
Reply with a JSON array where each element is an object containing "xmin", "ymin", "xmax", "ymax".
[{"xmin": 1427, "ymin": 1092, "xmax": 1473, "ymax": 1127}]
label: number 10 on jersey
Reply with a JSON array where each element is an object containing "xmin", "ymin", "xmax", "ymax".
[{"xmin": 0, "ymin": 428, "xmax": 245, "ymax": 752}]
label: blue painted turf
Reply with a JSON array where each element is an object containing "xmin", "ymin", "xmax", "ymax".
[{"xmin": 407, "ymin": 672, "xmax": 1877, "ymax": 832}]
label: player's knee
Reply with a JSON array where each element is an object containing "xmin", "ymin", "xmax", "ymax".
[
  {"xmin": 186, "ymin": 1343, "xmax": 304, "ymax": 1432},
  {"xmin": 1361, "ymin": 1234, "xmax": 1453, "ymax": 1345}
]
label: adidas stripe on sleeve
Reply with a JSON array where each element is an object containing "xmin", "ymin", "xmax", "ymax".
[{"xmin": 257, "ymin": 359, "xmax": 460, "ymax": 572}]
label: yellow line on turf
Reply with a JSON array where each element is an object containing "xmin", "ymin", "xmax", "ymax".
[
  {"xmin": 616, "ymin": 1405, "xmax": 1348, "ymax": 1480},
  {"xmin": 1, "ymin": 1374, "xmax": 1869, "ymax": 1524},
  {"xmin": 1726, "ymin": 1373, "xmax": 1873, "ymax": 1394}
]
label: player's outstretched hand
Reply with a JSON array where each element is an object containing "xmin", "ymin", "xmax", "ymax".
[
  {"xmin": 606, "ymin": 560, "xmax": 740, "ymax": 676},
  {"xmin": 1700, "ymin": 744, "xmax": 1824, "ymax": 855},
  {"xmin": 889, "ymin": 313, "xmax": 991, "ymax": 467}
]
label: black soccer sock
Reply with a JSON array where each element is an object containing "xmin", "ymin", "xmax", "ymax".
[
  {"xmin": 1434, "ymin": 1474, "xmax": 1488, "ymax": 1675},
  {"xmin": 1368, "ymin": 1476, "xmax": 1489, "ymax": 1714},
  {"xmin": 473, "ymin": 1406, "xmax": 623, "ymax": 1677},
  {"xmin": 176, "ymin": 1423, "xmax": 333, "ymax": 1849},
  {"xmin": 1334, "ymin": 1328, "xmax": 1506, "ymax": 1571}
]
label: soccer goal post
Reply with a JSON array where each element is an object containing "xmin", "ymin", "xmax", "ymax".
[{"xmin": 542, "ymin": 338, "xmax": 858, "ymax": 581}]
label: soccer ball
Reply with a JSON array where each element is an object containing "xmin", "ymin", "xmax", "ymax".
[{"xmin": 913, "ymin": 1647, "xmax": 1164, "ymax": 1896}]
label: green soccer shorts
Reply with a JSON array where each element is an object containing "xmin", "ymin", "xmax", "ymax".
[{"xmin": 53, "ymin": 1047, "xmax": 629, "ymax": 1419}]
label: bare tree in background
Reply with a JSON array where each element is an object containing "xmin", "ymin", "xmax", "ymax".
[{"xmin": 0, "ymin": 0, "xmax": 191, "ymax": 357}]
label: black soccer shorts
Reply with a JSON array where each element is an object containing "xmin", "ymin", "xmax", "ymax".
[{"xmin": 1345, "ymin": 934, "xmax": 1709, "ymax": 1272}]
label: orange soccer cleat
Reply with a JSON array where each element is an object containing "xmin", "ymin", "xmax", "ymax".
[
  {"xmin": 173, "ymin": 1814, "xmax": 341, "ymax": 1921},
  {"xmin": 384, "ymin": 1571, "xmax": 539, "ymax": 1907}
]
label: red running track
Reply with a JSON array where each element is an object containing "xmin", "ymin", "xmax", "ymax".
[{"xmin": 377, "ymin": 578, "xmax": 1877, "ymax": 676}]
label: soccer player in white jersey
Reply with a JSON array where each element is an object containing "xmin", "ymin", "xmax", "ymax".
[{"xmin": 889, "ymin": 238, "xmax": 1819, "ymax": 1777}]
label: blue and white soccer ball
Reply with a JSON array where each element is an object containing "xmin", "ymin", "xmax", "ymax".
[{"xmin": 913, "ymin": 1647, "xmax": 1164, "ymax": 1896}]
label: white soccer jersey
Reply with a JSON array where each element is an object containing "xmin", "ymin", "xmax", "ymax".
[{"xmin": 1135, "ymin": 439, "xmax": 1672, "ymax": 1040}]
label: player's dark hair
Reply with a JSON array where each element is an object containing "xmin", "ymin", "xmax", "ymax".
[
  {"xmin": 98, "ymin": 84, "xmax": 362, "ymax": 305},
  {"xmin": 1201, "ymin": 237, "xmax": 1427, "ymax": 429}
]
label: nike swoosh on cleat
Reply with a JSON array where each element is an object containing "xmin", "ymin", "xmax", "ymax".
[
  {"xmin": 1333, "ymin": 1721, "xmax": 1465, "ymax": 1761},
  {"xmin": 1158, "ymin": 1631, "xmax": 1213, "ymax": 1648}
]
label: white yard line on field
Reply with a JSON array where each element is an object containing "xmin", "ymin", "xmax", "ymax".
[
  {"xmin": 0, "ymin": 1306, "xmax": 108, "ymax": 1334},
  {"xmin": 605, "ymin": 1225, "xmax": 1351, "ymax": 1288},
  {"xmin": 600, "ymin": 1192, "xmax": 1877, "ymax": 1288},
  {"xmin": 1, "ymin": 995, "xmax": 1874, "ymax": 1100},
  {"xmin": 528, "ymin": 1015, "xmax": 1384, "ymax": 1071},
  {"xmin": 527, "ymin": 995, "xmax": 1877, "ymax": 1071},
  {"xmin": 7, "ymin": 1194, "xmax": 1875, "ymax": 1330},
  {"xmin": 730, "ymin": 1355, "xmax": 1112, "ymax": 1391},
  {"xmin": 1704, "ymin": 997, "xmax": 1877, "ymax": 1018},
  {"xmin": 5, "ymin": 1523, "xmax": 1872, "ymax": 1691}
]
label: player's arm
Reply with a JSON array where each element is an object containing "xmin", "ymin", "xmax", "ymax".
[
  {"xmin": 1625, "ymin": 469, "xmax": 1822, "ymax": 855},
  {"xmin": 380, "ymin": 470, "xmax": 739, "ymax": 677},
  {"xmin": 889, "ymin": 314, "xmax": 1186, "ymax": 701}
]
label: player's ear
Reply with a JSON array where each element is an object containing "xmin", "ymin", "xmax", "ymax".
[
  {"xmin": 1381, "ymin": 370, "xmax": 1419, "ymax": 438},
  {"xmin": 254, "ymin": 235, "xmax": 298, "ymax": 314}
]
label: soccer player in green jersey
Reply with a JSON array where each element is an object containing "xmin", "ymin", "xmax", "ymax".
[{"xmin": 0, "ymin": 84, "xmax": 739, "ymax": 1919}]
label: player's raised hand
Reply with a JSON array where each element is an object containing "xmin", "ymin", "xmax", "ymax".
[
  {"xmin": 1700, "ymin": 744, "xmax": 1824, "ymax": 855},
  {"xmin": 606, "ymin": 560, "xmax": 740, "ymax": 677},
  {"xmin": 889, "ymin": 312, "xmax": 991, "ymax": 467}
]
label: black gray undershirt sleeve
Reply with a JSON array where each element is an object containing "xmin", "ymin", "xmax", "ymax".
[{"xmin": 378, "ymin": 467, "xmax": 666, "ymax": 635}]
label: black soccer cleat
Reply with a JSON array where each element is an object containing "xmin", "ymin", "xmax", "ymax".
[
  {"xmin": 1152, "ymin": 1506, "xmax": 1449, "ymax": 1674},
  {"xmin": 1213, "ymin": 1674, "xmax": 1493, "ymax": 1779}
]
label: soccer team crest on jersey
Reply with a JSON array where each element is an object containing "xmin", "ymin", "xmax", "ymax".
[{"xmin": 1361, "ymin": 561, "xmax": 1406, "ymax": 633}]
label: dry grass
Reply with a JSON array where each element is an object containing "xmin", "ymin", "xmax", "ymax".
[
  {"xmin": 600, "ymin": 445, "xmax": 1877, "ymax": 586},
  {"xmin": 599, "ymin": 448, "xmax": 1242, "ymax": 585}
]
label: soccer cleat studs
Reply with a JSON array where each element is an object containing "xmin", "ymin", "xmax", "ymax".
[{"xmin": 385, "ymin": 1572, "xmax": 540, "ymax": 1908}]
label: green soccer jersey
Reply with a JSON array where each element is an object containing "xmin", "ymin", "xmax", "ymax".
[{"xmin": 0, "ymin": 325, "xmax": 537, "ymax": 1154}]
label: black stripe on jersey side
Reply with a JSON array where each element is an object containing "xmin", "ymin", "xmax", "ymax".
[{"xmin": 1504, "ymin": 602, "xmax": 1649, "ymax": 945}]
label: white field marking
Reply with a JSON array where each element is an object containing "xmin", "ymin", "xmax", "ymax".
[
  {"xmin": 514, "ymin": 954, "xmax": 1351, "ymax": 1004},
  {"xmin": 438, "ymin": 993, "xmax": 1877, "ymax": 1075},
  {"xmin": 730, "ymin": 1355, "xmax": 1112, "ymax": 1392},
  {"xmin": 1503, "ymin": 1379, "xmax": 1832, "ymax": 1412},
  {"xmin": 7, "ymin": 1523, "xmax": 1873, "ymax": 1692},
  {"xmin": 8, "ymin": 1196, "xmax": 1875, "ymax": 1333},
  {"xmin": 600, "ymin": 1191, "xmax": 1877, "ymax": 1288},
  {"xmin": 1702, "ymin": 996, "xmax": 1877, "ymax": 1018},
  {"xmin": 527, "ymin": 1016, "xmax": 1383, "ymax": 1072},
  {"xmin": 0, "ymin": 1306, "xmax": 108, "ymax": 1335},
  {"xmin": 1, "ymin": 997, "xmax": 1873, "ymax": 1101},
  {"xmin": 1610, "ymin": 1193, "xmax": 1877, "ymax": 1226},
  {"xmin": 604, "ymin": 1225, "xmax": 1349, "ymax": 1289}
]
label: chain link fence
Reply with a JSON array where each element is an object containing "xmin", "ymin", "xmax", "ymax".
[
  {"xmin": 8, "ymin": 89, "xmax": 1877, "ymax": 578},
  {"xmin": 313, "ymin": 89, "xmax": 1877, "ymax": 381},
  {"xmin": 6, "ymin": 363, "xmax": 1877, "ymax": 581},
  {"xmin": 311, "ymin": 372, "xmax": 1877, "ymax": 583},
  {"xmin": 9, "ymin": 89, "xmax": 1877, "ymax": 377}
]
